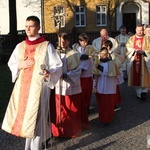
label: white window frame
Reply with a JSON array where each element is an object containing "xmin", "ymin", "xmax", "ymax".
[
  {"xmin": 75, "ymin": 6, "xmax": 86, "ymax": 27},
  {"xmin": 53, "ymin": 6, "xmax": 65, "ymax": 28},
  {"xmin": 96, "ymin": 5, "xmax": 107, "ymax": 26}
]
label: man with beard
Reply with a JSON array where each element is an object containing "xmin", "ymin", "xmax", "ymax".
[{"xmin": 126, "ymin": 24, "xmax": 150, "ymax": 100}]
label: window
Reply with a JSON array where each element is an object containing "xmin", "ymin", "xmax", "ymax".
[
  {"xmin": 96, "ymin": 5, "xmax": 107, "ymax": 26},
  {"xmin": 53, "ymin": 6, "xmax": 65, "ymax": 28},
  {"xmin": 75, "ymin": 6, "xmax": 86, "ymax": 27}
]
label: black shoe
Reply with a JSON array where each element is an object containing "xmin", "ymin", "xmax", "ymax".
[{"xmin": 141, "ymin": 92, "xmax": 147, "ymax": 100}]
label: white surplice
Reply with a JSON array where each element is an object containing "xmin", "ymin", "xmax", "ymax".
[
  {"xmin": 97, "ymin": 62, "xmax": 123, "ymax": 94},
  {"xmin": 55, "ymin": 53, "xmax": 81, "ymax": 95}
]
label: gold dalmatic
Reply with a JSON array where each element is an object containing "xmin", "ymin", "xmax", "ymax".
[{"xmin": 2, "ymin": 41, "xmax": 49, "ymax": 138}]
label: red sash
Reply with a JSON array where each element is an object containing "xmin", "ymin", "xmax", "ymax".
[{"xmin": 132, "ymin": 36, "xmax": 143, "ymax": 86}]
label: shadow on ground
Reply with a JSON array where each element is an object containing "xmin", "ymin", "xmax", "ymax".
[{"xmin": 0, "ymin": 81, "xmax": 150, "ymax": 150}]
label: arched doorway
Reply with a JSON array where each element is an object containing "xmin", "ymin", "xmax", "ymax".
[
  {"xmin": 122, "ymin": 2, "xmax": 140, "ymax": 34},
  {"xmin": 116, "ymin": 0, "xmax": 149, "ymax": 32}
]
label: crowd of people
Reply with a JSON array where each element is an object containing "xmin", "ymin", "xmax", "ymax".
[{"xmin": 1, "ymin": 16, "xmax": 150, "ymax": 150}]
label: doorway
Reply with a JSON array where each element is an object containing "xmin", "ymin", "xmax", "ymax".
[{"xmin": 123, "ymin": 13, "xmax": 136, "ymax": 34}]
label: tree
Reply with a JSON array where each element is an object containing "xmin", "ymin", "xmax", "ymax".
[{"xmin": 9, "ymin": 0, "xmax": 18, "ymax": 51}]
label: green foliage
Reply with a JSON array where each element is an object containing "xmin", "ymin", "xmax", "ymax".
[{"xmin": 0, "ymin": 65, "xmax": 14, "ymax": 122}]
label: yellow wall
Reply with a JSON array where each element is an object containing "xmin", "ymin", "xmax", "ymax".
[{"xmin": 44, "ymin": 0, "xmax": 116, "ymax": 33}]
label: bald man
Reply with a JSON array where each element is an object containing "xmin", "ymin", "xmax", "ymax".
[{"xmin": 92, "ymin": 29, "xmax": 119, "ymax": 53}]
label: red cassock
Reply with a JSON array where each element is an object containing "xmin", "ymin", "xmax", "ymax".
[
  {"xmin": 51, "ymin": 93, "xmax": 89, "ymax": 138},
  {"xmin": 114, "ymin": 85, "xmax": 122, "ymax": 106},
  {"xmin": 80, "ymin": 77, "xmax": 93, "ymax": 109},
  {"xmin": 96, "ymin": 93, "xmax": 116, "ymax": 124}
]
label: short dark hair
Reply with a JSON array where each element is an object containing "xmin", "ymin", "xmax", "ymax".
[
  {"xmin": 103, "ymin": 40, "xmax": 113, "ymax": 49},
  {"xmin": 59, "ymin": 32, "xmax": 70, "ymax": 41},
  {"xmin": 78, "ymin": 33, "xmax": 89, "ymax": 42},
  {"xmin": 119, "ymin": 25, "xmax": 126, "ymax": 30},
  {"xmin": 136, "ymin": 24, "xmax": 143, "ymax": 28},
  {"xmin": 26, "ymin": 16, "xmax": 40, "ymax": 26}
]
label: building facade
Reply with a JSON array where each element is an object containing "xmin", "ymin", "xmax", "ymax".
[
  {"xmin": 43, "ymin": 0, "xmax": 150, "ymax": 34},
  {"xmin": 116, "ymin": 0, "xmax": 150, "ymax": 33},
  {"xmin": 0, "ymin": 0, "xmax": 149, "ymax": 34}
]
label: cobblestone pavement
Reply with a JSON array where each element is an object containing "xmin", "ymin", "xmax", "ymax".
[{"xmin": 0, "ymin": 81, "xmax": 150, "ymax": 150}]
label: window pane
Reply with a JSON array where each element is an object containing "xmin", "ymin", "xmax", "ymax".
[
  {"xmin": 102, "ymin": 14, "xmax": 106, "ymax": 24},
  {"xmin": 96, "ymin": 6, "xmax": 100, "ymax": 12},
  {"xmin": 53, "ymin": 6, "xmax": 65, "ymax": 28},
  {"xmin": 61, "ymin": 16, "xmax": 64, "ymax": 26},
  {"xmin": 96, "ymin": 5, "xmax": 107, "ymax": 26},
  {"xmin": 97, "ymin": 14, "xmax": 100, "ymax": 25},
  {"xmin": 60, "ymin": 7, "xmax": 63, "ymax": 13},
  {"xmin": 75, "ymin": 6, "xmax": 86, "ymax": 26},
  {"xmin": 102, "ymin": 6, "xmax": 106, "ymax": 12},
  {"xmin": 80, "ymin": 7, "xmax": 84, "ymax": 12},
  {"xmin": 76, "ymin": 15, "xmax": 79, "ymax": 25},
  {"xmin": 81, "ymin": 14, "xmax": 85, "ymax": 25},
  {"xmin": 75, "ymin": 6, "xmax": 79, "ymax": 12}
]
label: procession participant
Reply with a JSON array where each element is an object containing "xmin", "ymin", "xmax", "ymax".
[
  {"xmin": 103, "ymin": 40, "xmax": 125, "ymax": 69},
  {"xmin": 92, "ymin": 29, "xmax": 119, "ymax": 95},
  {"xmin": 73, "ymin": 33, "xmax": 95, "ymax": 113},
  {"xmin": 102, "ymin": 40, "xmax": 124, "ymax": 107},
  {"xmin": 52, "ymin": 32, "xmax": 89, "ymax": 138},
  {"xmin": 1, "ymin": 16, "xmax": 62, "ymax": 150},
  {"xmin": 95, "ymin": 47, "xmax": 122, "ymax": 127},
  {"xmin": 115, "ymin": 25, "xmax": 130, "ymax": 79},
  {"xmin": 126, "ymin": 24, "xmax": 150, "ymax": 100},
  {"xmin": 92, "ymin": 28, "xmax": 119, "ymax": 53},
  {"xmin": 144, "ymin": 25, "xmax": 150, "ymax": 36},
  {"xmin": 128, "ymin": 31, "xmax": 134, "ymax": 37}
]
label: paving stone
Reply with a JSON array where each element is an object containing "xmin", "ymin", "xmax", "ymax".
[{"xmin": 0, "ymin": 81, "xmax": 150, "ymax": 150}]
